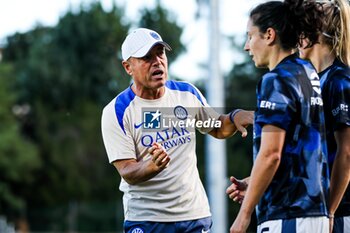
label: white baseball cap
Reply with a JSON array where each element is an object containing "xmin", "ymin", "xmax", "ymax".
[{"xmin": 121, "ymin": 28, "xmax": 172, "ymax": 61}]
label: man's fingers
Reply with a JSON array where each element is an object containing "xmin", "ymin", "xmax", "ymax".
[
  {"xmin": 152, "ymin": 150, "xmax": 170, "ymax": 167},
  {"xmin": 232, "ymin": 110, "xmax": 253, "ymax": 137},
  {"xmin": 241, "ymin": 129, "xmax": 248, "ymax": 138},
  {"xmin": 154, "ymin": 152, "xmax": 170, "ymax": 168},
  {"xmin": 159, "ymin": 155, "xmax": 170, "ymax": 168},
  {"xmin": 148, "ymin": 142, "xmax": 161, "ymax": 154},
  {"xmin": 152, "ymin": 148, "xmax": 165, "ymax": 162},
  {"xmin": 236, "ymin": 125, "xmax": 248, "ymax": 138},
  {"xmin": 152, "ymin": 142, "xmax": 163, "ymax": 149},
  {"xmin": 149, "ymin": 143, "xmax": 170, "ymax": 169},
  {"xmin": 148, "ymin": 147, "xmax": 156, "ymax": 155},
  {"xmin": 155, "ymin": 152, "xmax": 166, "ymax": 164}
]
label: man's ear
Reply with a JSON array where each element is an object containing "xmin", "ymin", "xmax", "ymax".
[
  {"xmin": 265, "ymin": 27, "xmax": 276, "ymax": 46},
  {"xmin": 122, "ymin": 60, "xmax": 132, "ymax": 76}
]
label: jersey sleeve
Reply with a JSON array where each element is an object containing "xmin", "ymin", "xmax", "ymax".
[
  {"xmin": 255, "ymin": 72, "xmax": 297, "ymax": 130},
  {"xmin": 101, "ymin": 102, "xmax": 136, "ymax": 163},
  {"xmin": 328, "ymin": 74, "xmax": 350, "ymax": 130}
]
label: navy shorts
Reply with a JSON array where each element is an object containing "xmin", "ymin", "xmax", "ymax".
[{"xmin": 124, "ymin": 216, "xmax": 212, "ymax": 233}]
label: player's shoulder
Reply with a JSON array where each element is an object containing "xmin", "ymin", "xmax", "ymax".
[
  {"xmin": 165, "ymin": 80, "xmax": 205, "ymax": 105},
  {"xmin": 331, "ymin": 60, "xmax": 350, "ymax": 82},
  {"xmin": 103, "ymin": 86, "xmax": 136, "ymax": 114},
  {"xmin": 115, "ymin": 86, "xmax": 136, "ymax": 106},
  {"xmin": 276, "ymin": 55, "xmax": 311, "ymax": 76},
  {"xmin": 323, "ymin": 60, "xmax": 350, "ymax": 91},
  {"xmin": 268, "ymin": 63, "xmax": 294, "ymax": 81},
  {"xmin": 260, "ymin": 65, "xmax": 301, "ymax": 94},
  {"xmin": 165, "ymin": 80, "xmax": 197, "ymax": 91},
  {"xmin": 267, "ymin": 55, "xmax": 314, "ymax": 84},
  {"xmin": 261, "ymin": 69, "xmax": 290, "ymax": 87}
]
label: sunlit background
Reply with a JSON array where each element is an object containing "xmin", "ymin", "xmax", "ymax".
[{"xmin": 0, "ymin": 0, "xmax": 266, "ymax": 81}]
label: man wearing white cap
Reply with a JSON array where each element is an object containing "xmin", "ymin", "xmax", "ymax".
[{"xmin": 101, "ymin": 28, "xmax": 253, "ymax": 233}]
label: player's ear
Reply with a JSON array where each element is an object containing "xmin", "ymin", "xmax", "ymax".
[
  {"xmin": 122, "ymin": 60, "xmax": 132, "ymax": 76},
  {"xmin": 265, "ymin": 27, "xmax": 276, "ymax": 45}
]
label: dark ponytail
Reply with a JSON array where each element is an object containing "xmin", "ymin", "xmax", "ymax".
[{"xmin": 250, "ymin": 0, "xmax": 322, "ymax": 50}]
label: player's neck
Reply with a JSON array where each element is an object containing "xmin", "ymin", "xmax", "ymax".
[
  {"xmin": 131, "ymin": 84, "xmax": 165, "ymax": 100},
  {"xmin": 310, "ymin": 45, "xmax": 335, "ymax": 73},
  {"xmin": 268, "ymin": 48, "xmax": 294, "ymax": 71}
]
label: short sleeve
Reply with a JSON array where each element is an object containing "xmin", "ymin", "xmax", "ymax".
[
  {"xmin": 255, "ymin": 72, "xmax": 297, "ymax": 130},
  {"xmin": 328, "ymin": 75, "xmax": 350, "ymax": 130},
  {"xmin": 101, "ymin": 102, "xmax": 136, "ymax": 163}
]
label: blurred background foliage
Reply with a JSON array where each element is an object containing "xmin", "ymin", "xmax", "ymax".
[{"xmin": 0, "ymin": 1, "xmax": 262, "ymax": 232}]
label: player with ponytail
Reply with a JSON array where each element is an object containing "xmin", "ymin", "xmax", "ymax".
[{"xmin": 298, "ymin": 0, "xmax": 350, "ymax": 232}]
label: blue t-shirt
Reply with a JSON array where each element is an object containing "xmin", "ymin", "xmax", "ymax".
[
  {"xmin": 319, "ymin": 58, "xmax": 350, "ymax": 217},
  {"xmin": 253, "ymin": 54, "xmax": 329, "ymax": 224}
]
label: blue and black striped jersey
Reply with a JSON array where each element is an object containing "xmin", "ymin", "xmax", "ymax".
[
  {"xmin": 319, "ymin": 58, "xmax": 350, "ymax": 217},
  {"xmin": 253, "ymin": 54, "xmax": 329, "ymax": 224}
]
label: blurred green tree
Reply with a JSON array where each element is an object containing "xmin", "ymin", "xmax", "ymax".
[
  {"xmin": 138, "ymin": 0, "xmax": 185, "ymax": 66},
  {"xmin": 3, "ymin": 2, "xmax": 130, "ymax": 231},
  {"xmin": 2, "ymin": 1, "xmax": 185, "ymax": 231},
  {"xmin": 0, "ymin": 63, "xmax": 40, "ymax": 219}
]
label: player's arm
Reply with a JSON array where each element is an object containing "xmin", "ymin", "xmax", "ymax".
[
  {"xmin": 230, "ymin": 124, "xmax": 285, "ymax": 233},
  {"xmin": 329, "ymin": 126, "xmax": 350, "ymax": 216},
  {"xmin": 209, "ymin": 110, "xmax": 254, "ymax": 139},
  {"xmin": 112, "ymin": 143, "xmax": 170, "ymax": 185}
]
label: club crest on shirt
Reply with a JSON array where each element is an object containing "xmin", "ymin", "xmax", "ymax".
[
  {"xmin": 174, "ymin": 105, "xmax": 188, "ymax": 120},
  {"xmin": 131, "ymin": 228, "xmax": 144, "ymax": 233}
]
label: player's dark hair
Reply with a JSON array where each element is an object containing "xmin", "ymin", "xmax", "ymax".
[{"xmin": 250, "ymin": 0, "xmax": 323, "ymax": 50}]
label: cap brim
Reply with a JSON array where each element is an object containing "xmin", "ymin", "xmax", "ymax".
[{"xmin": 131, "ymin": 41, "xmax": 172, "ymax": 58}]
